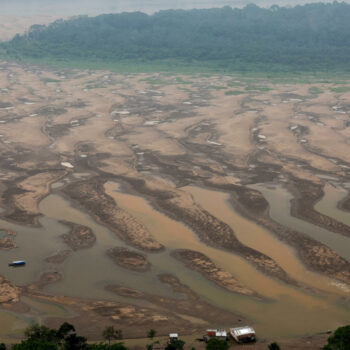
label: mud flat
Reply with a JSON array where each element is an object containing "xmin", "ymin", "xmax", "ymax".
[
  {"xmin": 106, "ymin": 273, "xmax": 246, "ymax": 330},
  {"xmin": 45, "ymin": 250, "xmax": 71, "ymax": 264},
  {"xmin": 2, "ymin": 171, "xmax": 66, "ymax": 225},
  {"xmin": 0, "ymin": 60, "xmax": 350, "ymax": 342},
  {"xmin": 103, "ymin": 181, "xmax": 350, "ymax": 339},
  {"xmin": 230, "ymin": 185, "xmax": 350, "ymax": 284},
  {"xmin": 183, "ymin": 185, "xmax": 350, "ymax": 296},
  {"xmin": 107, "ymin": 247, "xmax": 151, "ymax": 272},
  {"xmin": 115, "ymin": 176, "xmax": 297, "ymax": 287},
  {"xmin": 289, "ymin": 179, "xmax": 350, "ymax": 238},
  {"xmin": 61, "ymin": 223, "xmax": 96, "ymax": 250},
  {"xmin": 171, "ymin": 249, "xmax": 260, "ymax": 297},
  {"xmin": 0, "ymin": 228, "xmax": 16, "ymax": 250},
  {"xmin": 23, "ymin": 282, "xmax": 213, "ymax": 340},
  {"xmin": 316, "ymin": 184, "xmax": 350, "ymax": 227},
  {"xmin": 62, "ymin": 179, "xmax": 164, "ymax": 252},
  {"xmin": 0, "ymin": 275, "xmax": 19, "ymax": 303},
  {"xmin": 25, "ymin": 271, "xmax": 63, "ymax": 290}
]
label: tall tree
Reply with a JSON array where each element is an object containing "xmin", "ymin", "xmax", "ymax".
[
  {"xmin": 147, "ymin": 329, "xmax": 156, "ymax": 340},
  {"xmin": 323, "ymin": 325, "xmax": 350, "ymax": 350},
  {"xmin": 103, "ymin": 326, "xmax": 118, "ymax": 347}
]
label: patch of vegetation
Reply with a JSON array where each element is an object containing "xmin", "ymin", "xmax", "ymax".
[
  {"xmin": 175, "ymin": 77, "xmax": 193, "ymax": 84},
  {"xmin": 227, "ymin": 81, "xmax": 242, "ymax": 87},
  {"xmin": 329, "ymin": 86, "xmax": 350, "ymax": 93},
  {"xmin": 10, "ymin": 322, "xmax": 129, "ymax": 350},
  {"xmin": 323, "ymin": 325, "xmax": 350, "ymax": 350},
  {"xmin": 2, "ymin": 3, "xmax": 350, "ymax": 74},
  {"xmin": 268, "ymin": 343, "xmax": 281, "ymax": 350},
  {"xmin": 205, "ymin": 338, "xmax": 229, "ymax": 350},
  {"xmin": 147, "ymin": 329, "xmax": 157, "ymax": 340},
  {"xmin": 225, "ymin": 90, "xmax": 245, "ymax": 95},
  {"xmin": 208, "ymin": 85, "xmax": 227, "ymax": 90},
  {"xmin": 165, "ymin": 340, "xmax": 185, "ymax": 350},
  {"xmin": 140, "ymin": 76, "xmax": 166, "ymax": 85},
  {"xmin": 85, "ymin": 83, "xmax": 106, "ymax": 89},
  {"xmin": 40, "ymin": 77, "xmax": 61, "ymax": 83},
  {"xmin": 309, "ymin": 86, "xmax": 323, "ymax": 95},
  {"xmin": 245, "ymin": 86, "xmax": 272, "ymax": 92}
]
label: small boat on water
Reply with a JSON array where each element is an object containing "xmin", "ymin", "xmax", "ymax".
[{"xmin": 8, "ymin": 260, "xmax": 26, "ymax": 267}]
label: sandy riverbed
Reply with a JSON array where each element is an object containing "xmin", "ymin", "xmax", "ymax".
[{"xmin": 0, "ymin": 60, "xmax": 349, "ymax": 348}]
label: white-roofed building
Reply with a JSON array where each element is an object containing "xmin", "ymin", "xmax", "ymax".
[{"xmin": 229, "ymin": 326, "xmax": 256, "ymax": 343}]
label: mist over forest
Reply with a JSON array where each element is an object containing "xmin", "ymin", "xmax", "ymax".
[
  {"xmin": 2, "ymin": 2, "xmax": 350, "ymax": 73},
  {"xmin": 0, "ymin": 0, "xmax": 349, "ymax": 15}
]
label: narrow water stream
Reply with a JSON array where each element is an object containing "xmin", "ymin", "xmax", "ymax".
[
  {"xmin": 251, "ymin": 184, "xmax": 350, "ymax": 261},
  {"xmin": 315, "ymin": 184, "xmax": 350, "ymax": 227}
]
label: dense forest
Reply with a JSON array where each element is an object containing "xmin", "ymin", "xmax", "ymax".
[{"xmin": 2, "ymin": 2, "xmax": 350, "ymax": 72}]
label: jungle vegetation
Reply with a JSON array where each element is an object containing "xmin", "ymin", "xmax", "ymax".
[{"xmin": 1, "ymin": 2, "xmax": 350, "ymax": 73}]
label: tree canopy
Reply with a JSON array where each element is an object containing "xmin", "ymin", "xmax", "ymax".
[
  {"xmin": 2, "ymin": 2, "xmax": 350, "ymax": 72},
  {"xmin": 323, "ymin": 325, "xmax": 350, "ymax": 350},
  {"xmin": 205, "ymin": 338, "xmax": 229, "ymax": 350}
]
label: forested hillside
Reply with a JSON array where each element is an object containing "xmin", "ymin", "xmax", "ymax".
[{"xmin": 2, "ymin": 2, "xmax": 350, "ymax": 72}]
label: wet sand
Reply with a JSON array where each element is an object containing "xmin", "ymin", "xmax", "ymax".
[
  {"xmin": 0, "ymin": 59, "xmax": 349, "ymax": 344},
  {"xmin": 105, "ymin": 182, "xmax": 350, "ymax": 338}
]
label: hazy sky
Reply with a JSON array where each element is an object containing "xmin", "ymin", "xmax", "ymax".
[{"xmin": 0, "ymin": 0, "xmax": 348, "ymax": 15}]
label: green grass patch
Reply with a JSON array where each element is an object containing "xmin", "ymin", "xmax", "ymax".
[
  {"xmin": 228, "ymin": 81, "xmax": 242, "ymax": 87},
  {"xmin": 225, "ymin": 90, "xmax": 245, "ymax": 95},
  {"xmin": 245, "ymin": 86, "xmax": 272, "ymax": 92},
  {"xmin": 309, "ymin": 86, "xmax": 323, "ymax": 94},
  {"xmin": 329, "ymin": 86, "xmax": 350, "ymax": 93},
  {"xmin": 2, "ymin": 54, "xmax": 350, "ymax": 84},
  {"xmin": 208, "ymin": 85, "xmax": 227, "ymax": 90},
  {"xmin": 140, "ymin": 76, "xmax": 166, "ymax": 85},
  {"xmin": 40, "ymin": 77, "xmax": 61, "ymax": 83},
  {"xmin": 175, "ymin": 77, "xmax": 193, "ymax": 84}
]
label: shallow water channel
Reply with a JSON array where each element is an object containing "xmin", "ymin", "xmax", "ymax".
[
  {"xmin": 315, "ymin": 183, "xmax": 350, "ymax": 227},
  {"xmin": 0, "ymin": 181, "xmax": 349, "ymax": 339},
  {"xmin": 251, "ymin": 184, "xmax": 350, "ymax": 261},
  {"xmin": 103, "ymin": 182, "xmax": 350, "ymax": 338}
]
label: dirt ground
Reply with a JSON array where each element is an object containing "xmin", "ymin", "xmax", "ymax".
[{"xmin": 0, "ymin": 58, "xmax": 349, "ymax": 349}]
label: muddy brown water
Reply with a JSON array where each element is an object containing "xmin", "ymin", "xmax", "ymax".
[
  {"xmin": 251, "ymin": 184, "xmax": 350, "ymax": 261},
  {"xmin": 183, "ymin": 186, "xmax": 348, "ymax": 295},
  {"xmin": 104, "ymin": 182, "xmax": 350, "ymax": 338},
  {"xmin": 0, "ymin": 296, "xmax": 71, "ymax": 341},
  {"xmin": 38, "ymin": 194, "xmax": 179, "ymax": 302},
  {"xmin": 0, "ymin": 216, "xmax": 68, "ymax": 286},
  {"xmin": 0, "ymin": 182, "xmax": 349, "ymax": 339}
]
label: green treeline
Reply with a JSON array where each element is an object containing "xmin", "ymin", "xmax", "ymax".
[
  {"xmin": 0, "ymin": 323, "xmax": 350, "ymax": 349},
  {"xmin": 2, "ymin": 2, "xmax": 350, "ymax": 72}
]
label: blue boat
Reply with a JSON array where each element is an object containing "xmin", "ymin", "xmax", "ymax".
[{"xmin": 9, "ymin": 260, "xmax": 26, "ymax": 267}]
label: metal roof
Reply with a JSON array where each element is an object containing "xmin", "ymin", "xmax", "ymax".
[
  {"xmin": 216, "ymin": 331, "xmax": 227, "ymax": 337},
  {"xmin": 230, "ymin": 326, "xmax": 255, "ymax": 336}
]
